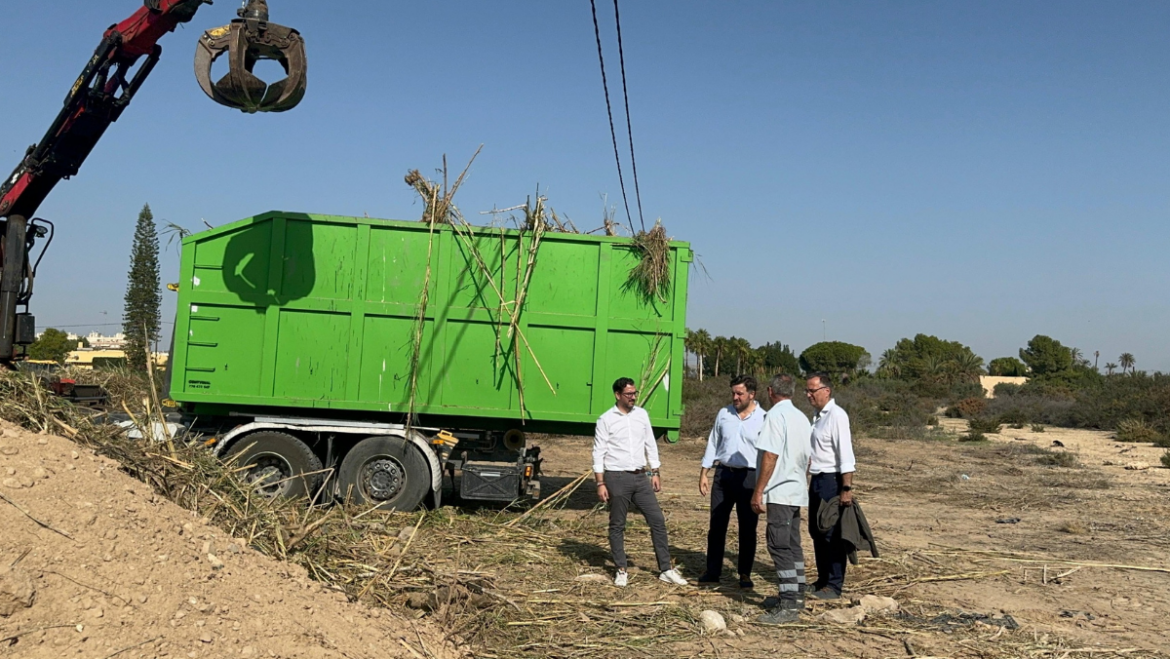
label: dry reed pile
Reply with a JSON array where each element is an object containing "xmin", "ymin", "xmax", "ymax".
[{"xmin": 626, "ymin": 219, "xmax": 672, "ymax": 303}]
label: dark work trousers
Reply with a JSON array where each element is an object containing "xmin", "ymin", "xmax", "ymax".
[
  {"xmin": 605, "ymin": 470, "xmax": 672, "ymax": 572},
  {"xmin": 705, "ymin": 466, "xmax": 758, "ymax": 578},
  {"xmin": 808, "ymin": 472, "xmax": 848, "ymax": 594},
  {"xmin": 766, "ymin": 503, "xmax": 805, "ymax": 603}
]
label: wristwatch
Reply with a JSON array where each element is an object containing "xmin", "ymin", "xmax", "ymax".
[{"xmin": 841, "ymin": 486, "xmax": 852, "ymax": 492}]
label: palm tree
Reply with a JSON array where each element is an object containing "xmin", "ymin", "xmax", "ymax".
[
  {"xmin": 1119, "ymin": 353, "xmax": 1135, "ymax": 375},
  {"xmin": 729, "ymin": 336, "xmax": 752, "ymax": 374},
  {"xmin": 953, "ymin": 351, "xmax": 986, "ymax": 383},
  {"xmin": 711, "ymin": 337, "xmax": 728, "ymax": 377},
  {"xmin": 747, "ymin": 347, "xmax": 766, "ymax": 377},
  {"xmin": 685, "ymin": 329, "xmax": 698, "ymax": 378},
  {"xmin": 693, "ymin": 329, "xmax": 711, "ymax": 382},
  {"xmin": 1105, "ymin": 362, "xmax": 1118, "ymax": 376},
  {"xmin": 877, "ymin": 348, "xmax": 901, "ymax": 379},
  {"xmin": 921, "ymin": 354, "xmax": 946, "ymax": 383}
]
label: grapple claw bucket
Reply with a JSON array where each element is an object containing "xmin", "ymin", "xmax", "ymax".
[{"xmin": 194, "ymin": 0, "xmax": 306, "ymax": 113}]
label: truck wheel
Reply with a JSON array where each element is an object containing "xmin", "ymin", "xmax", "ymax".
[
  {"xmin": 223, "ymin": 431, "xmax": 323, "ymax": 500},
  {"xmin": 338, "ymin": 435, "xmax": 430, "ymax": 511}
]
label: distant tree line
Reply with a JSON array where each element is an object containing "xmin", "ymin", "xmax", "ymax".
[{"xmin": 683, "ymin": 327, "xmax": 1142, "ymax": 391}]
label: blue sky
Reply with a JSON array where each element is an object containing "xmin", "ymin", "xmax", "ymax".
[{"xmin": 2, "ymin": 1, "xmax": 1167, "ymax": 370}]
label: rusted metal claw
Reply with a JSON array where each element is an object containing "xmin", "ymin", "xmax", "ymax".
[{"xmin": 194, "ymin": 1, "xmax": 306, "ymax": 113}]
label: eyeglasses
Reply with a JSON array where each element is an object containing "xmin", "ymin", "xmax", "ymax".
[
  {"xmin": 804, "ymin": 386, "xmax": 828, "ymax": 395},
  {"xmin": 620, "ymin": 390, "xmax": 639, "ymax": 397}
]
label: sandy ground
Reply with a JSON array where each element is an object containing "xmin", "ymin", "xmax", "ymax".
[
  {"xmin": 521, "ymin": 419, "xmax": 1170, "ymax": 657},
  {"xmin": 0, "ymin": 420, "xmax": 463, "ymax": 659},
  {"xmin": 3, "ymin": 413, "xmax": 1169, "ymax": 659}
]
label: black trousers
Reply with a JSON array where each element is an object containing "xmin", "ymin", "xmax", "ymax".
[
  {"xmin": 808, "ymin": 472, "xmax": 848, "ymax": 593},
  {"xmin": 705, "ymin": 466, "xmax": 758, "ymax": 578},
  {"xmin": 606, "ymin": 470, "xmax": 672, "ymax": 572},
  {"xmin": 766, "ymin": 503, "xmax": 805, "ymax": 602}
]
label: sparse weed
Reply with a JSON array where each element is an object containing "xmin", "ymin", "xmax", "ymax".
[
  {"xmin": 967, "ymin": 417, "xmax": 1003, "ymax": 434},
  {"xmin": 1033, "ymin": 449, "xmax": 1078, "ymax": 468},
  {"xmin": 1031, "ymin": 424, "xmax": 1046, "ymax": 433}
]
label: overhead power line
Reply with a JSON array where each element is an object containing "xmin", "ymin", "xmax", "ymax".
[
  {"xmin": 612, "ymin": 0, "xmax": 645, "ymax": 233},
  {"xmin": 590, "ymin": 0, "xmax": 635, "ymax": 236}
]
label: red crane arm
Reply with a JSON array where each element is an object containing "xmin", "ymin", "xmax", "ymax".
[
  {"xmin": 0, "ymin": 0, "xmax": 210, "ymax": 219},
  {"xmin": 0, "ymin": 0, "xmax": 211, "ymax": 361}
]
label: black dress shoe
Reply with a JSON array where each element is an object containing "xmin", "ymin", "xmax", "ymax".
[
  {"xmin": 696, "ymin": 572, "xmax": 721, "ymax": 586},
  {"xmin": 738, "ymin": 575, "xmax": 755, "ymax": 590},
  {"xmin": 810, "ymin": 587, "xmax": 841, "ymax": 600}
]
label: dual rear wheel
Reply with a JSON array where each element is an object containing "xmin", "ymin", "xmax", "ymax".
[{"xmin": 223, "ymin": 431, "xmax": 429, "ymax": 511}]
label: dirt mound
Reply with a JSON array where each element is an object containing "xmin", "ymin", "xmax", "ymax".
[{"xmin": 0, "ymin": 420, "xmax": 460, "ymax": 659}]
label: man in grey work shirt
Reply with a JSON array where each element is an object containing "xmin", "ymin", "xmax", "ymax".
[
  {"xmin": 697, "ymin": 374, "xmax": 765, "ymax": 588},
  {"xmin": 594, "ymin": 377, "xmax": 687, "ymax": 588},
  {"xmin": 751, "ymin": 373, "xmax": 812, "ymax": 625},
  {"xmin": 805, "ymin": 372, "xmax": 856, "ymax": 599}
]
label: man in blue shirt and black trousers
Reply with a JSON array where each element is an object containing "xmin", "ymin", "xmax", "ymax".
[{"xmin": 697, "ymin": 374, "xmax": 766, "ymax": 589}]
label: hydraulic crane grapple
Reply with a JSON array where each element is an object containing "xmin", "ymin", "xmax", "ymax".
[
  {"xmin": 0, "ymin": 0, "xmax": 307, "ymax": 365},
  {"xmin": 195, "ymin": 0, "xmax": 307, "ymax": 113}
]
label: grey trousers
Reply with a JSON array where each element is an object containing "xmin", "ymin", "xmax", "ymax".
[
  {"xmin": 605, "ymin": 470, "xmax": 672, "ymax": 572},
  {"xmin": 766, "ymin": 503, "xmax": 806, "ymax": 602}
]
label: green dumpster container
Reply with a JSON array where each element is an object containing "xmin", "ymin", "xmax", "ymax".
[{"xmin": 170, "ymin": 212, "xmax": 691, "ymax": 440}]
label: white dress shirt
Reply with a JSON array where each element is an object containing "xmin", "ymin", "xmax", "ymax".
[
  {"xmin": 701, "ymin": 402, "xmax": 765, "ymax": 469},
  {"xmin": 809, "ymin": 398, "xmax": 856, "ymax": 475},
  {"xmin": 593, "ymin": 405, "xmax": 661, "ymax": 473},
  {"xmin": 755, "ymin": 399, "xmax": 813, "ymax": 506}
]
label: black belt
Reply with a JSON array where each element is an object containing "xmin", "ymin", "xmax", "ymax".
[{"xmin": 716, "ymin": 465, "xmax": 755, "ymax": 471}]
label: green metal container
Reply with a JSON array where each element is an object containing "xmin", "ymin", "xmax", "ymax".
[{"xmin": 170, "ymin": 212, "xmax": 692, "ymax": 439}]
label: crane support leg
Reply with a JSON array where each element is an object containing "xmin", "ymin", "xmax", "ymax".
[{"xmin": 0, "ymin": 215, "xmax": 29, "ymax": 361}]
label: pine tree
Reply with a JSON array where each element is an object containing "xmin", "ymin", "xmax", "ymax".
[{"xmin": 122, "ymin": 204, "xmax": 161, "ymax": 372}]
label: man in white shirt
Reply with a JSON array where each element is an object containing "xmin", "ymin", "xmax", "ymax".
[
  {"xmin": 751, "ymin": 374, "xmax": 813, "ymax": 625},
  {"xmin": 594, "ymin": 377, "xmax": 687, "ymax": 588},
  {"xmin": 697, "ymin": 375, "xmax": 765, "ymax": 589},
  {"xmin": 804, "ymin": 372, "xmax": 856, "ymax": 600}
]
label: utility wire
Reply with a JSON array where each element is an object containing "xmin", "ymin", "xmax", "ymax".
[
  {"xmin": 612, "ymin": 0, "xmax": 645, "ymax": 233},
  {"xmin": 590, "ymin": 0, "xmax": 635, "ymax": 236}
]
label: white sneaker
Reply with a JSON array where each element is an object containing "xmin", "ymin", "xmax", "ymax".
[
  {"xmin": 659, "ymin": 569, "xmax": 687, "ymax": 586},
  {"xmin": 614, "ymin": 570, "xmax": 629, "ymax": 587}
]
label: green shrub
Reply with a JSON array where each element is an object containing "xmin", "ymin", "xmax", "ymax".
[
  {"xmin": 1031, "ymin": 424, "xmax": 1045, "ymax": 432},
  {"xmin": 1115, "ymin": 418, "xmax": 1163, "ymax": 443},
  {"xmin": 968, "ymin": 417, "xmax": 1003, "ymax": 434},
  {"xmin": 993, "ymin": 382, "xmax": 1023, "ymax": 397},
  {"xmin": 832, "ymin": 378, "xmax": 936, "ymax": 437},
  {"xmin": 960, "ymin": 430, "xmax": 986, "ymax": 442},
  {"xmin": 927, "ymin": 416, "xmax": 939, "ymax": 426},
  {"xmin": 1009, "ymin": 422, "xmax": 1025, "ymax": 429},
  {"xmin": 1162, "ymin": 450, "xmax": 1170, "ymax": 469},
  {"xmin": 998, "ymin": 408, "xmax": 1028, "ymax": 425}
]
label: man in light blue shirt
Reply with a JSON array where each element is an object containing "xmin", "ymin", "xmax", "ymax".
[
  {"xmin": 751, "ymin": 373, "xmax": 812, "ymax": 625},
  {"xmin": 697, "ymin": 375, "xmax": 766, "ymax": 588}
]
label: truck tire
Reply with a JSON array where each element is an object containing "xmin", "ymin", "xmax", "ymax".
[
  {"xmin": 223, "ymin": 431, "xmax": 323, "ymax": 500},
  {"xmin": 338, "ymin": 435, "xmax": 430, "ymax": 511}
]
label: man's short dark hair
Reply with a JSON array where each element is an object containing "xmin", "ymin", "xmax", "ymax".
[
  {"xmin": 612, "ymin": 377, "xmax": 636, "ymax": 393},
  {"xmin": 768, "ymin": 374, "xmax": 796, "ymax": 397},
  {"xmin": 808, "ymin": 372, "xmax": 832, "ymax": 389},
  {"xmin": 730, "ymin": 374, "xmax": 757, "ymax": 393}
]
